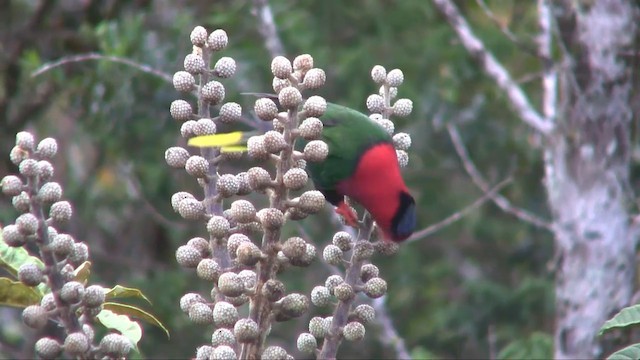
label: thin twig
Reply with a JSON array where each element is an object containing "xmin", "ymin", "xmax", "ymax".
[
  {"xmin": 119, "ymin": 163, "xmax": 188, "ymax": 230},
  {"xmin": 475, "ymin": 0, "xmax": 539, "ymax": 57},
  {"xmin": 31, "ymin": 53, "xmax": 173, "ymax": 83},
  {"xmin": 251, "ymin": 0, "xmax": 286, "ymax": 58},
  {"xmin": 406, "ymin": 178, "xmax": 512, "ymax": 243},
  {"xmin": 446, "ymin": 123, "xmax": 552, "ymax": 230},
  {"xmin": 432, "ymin": 0, "xmax": 554, "ymax": 135},
  {"xmin": 488, "ymin": 323, "xmax": 497, "ymax": 360}
]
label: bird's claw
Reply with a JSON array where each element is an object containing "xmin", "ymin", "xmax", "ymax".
[{"xmin": 336, "ymin": 202, "xmax": 359, "ymax": 228}]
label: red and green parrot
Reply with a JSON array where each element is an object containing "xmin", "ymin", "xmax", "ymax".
[
  {"xmin": 307, "ymin": 103, "xmax": 416, "ymax": 242},
  {"xmin": 189, "ymin": 102, "xmax": 416, "ymax": 242}
]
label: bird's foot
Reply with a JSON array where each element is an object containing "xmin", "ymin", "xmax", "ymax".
[{"xmin": 336, "ymin": 202, "xmax": 359, "ymax": 228}]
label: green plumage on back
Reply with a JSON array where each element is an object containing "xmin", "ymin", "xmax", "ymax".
[{"xmin": 307, "ymin": 103, "xmax": 391, "ymax": 197}]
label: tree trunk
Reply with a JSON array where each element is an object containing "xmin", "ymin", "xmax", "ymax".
[{"xmin": 546, "ymin": 1, "xmax": 638, "ymax": 358}]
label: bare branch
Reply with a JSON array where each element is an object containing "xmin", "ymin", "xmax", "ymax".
[
  {"xmin": 31, "ymin": 53, "xmax": 173, "ymax": 83},
  {"xmin": 406, "ymin": 177, "xmax": 513, "ymax": 243},
  {"xmin": 475, "ymin": 0, "xmax": 539, "ymax": 56},
  {"xmin": 251, "ymin": 0, "xmax": 286, "ymax": 58},
  {"xmin": 432, "ymin": 0, "xmax": 555, "ymax": 135},
  {"xmin": 119, "ymin": 163, "xmax": 188, "ymax": 230},
  {"xmin": 447, "ymin": 123, "xmax": 552, "ymax": 230},
  {"xmin": 370, "ymin": 297, "xmax": 413, "ymax": 360},
  {"xmin": 488, "ymin": 323, "xmax": 497, "ymax": 360},
  {"xmin": 537, "ymin": 0, "xmax": 558, "ymax": 122}
]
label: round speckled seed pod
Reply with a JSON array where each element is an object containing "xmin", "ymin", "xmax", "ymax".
[
  {"xmin": 363, "ymin": 277, "xmax": 387, "ymax": 298},
  {"xmin": 303, "ymin": 140, "xmax": 328, "ymax": 162},
  {"xmin": 310, "ymin": 286, "xmax": 331, "ymax": 307},
  {"xmin": 271, "ymin": 56, "xmax": 293, "ymax": 79},
  {"xmin": 213, "ymin": 301, "xmax": 239, "ymax": 328},
  {"xmin": 234, "ymin": 318, "xmax": 259, "ymax": 343},
  {"xmin": 371, "ymin": 65, "xmax": 387, "ymax": 84},
  {"xmin": 298, "ymin": 117, "xmax": 323, "ymax": 140},
  {"xmin": 302, "ymin": 96, "xmax": 327, "ymax": 117},
  {"xmin": 343, "ymin": 321, "xmax": 366, "ymax": 341},
  {"xmin": 207, "ymin": 29, "xmax": 228, "ymax": 51},
  {"xmin": 190, "ymin": 26, "xmax": 207, "ymax": 47},
  {"xmin": 257, "ymin": 208, "xmax": 284, "ymax": 230},
  {"xmin": 218, "ymin": 272, "xmax": 245, "ymax": 297},
  {"xmin": 230, "ymin": 200, "xmax": 257, "ymax": 223},
  {"xmin": 176, "ymin": 245, "xmax": 203, "ymax": 268},
  {"xmin": 278, "ymin": 87, "xmax": 303, "ymax": 109}
]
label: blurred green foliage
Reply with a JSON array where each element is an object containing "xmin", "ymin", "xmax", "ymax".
[{"xmin": 0, "ymin": 0, "xmax": 555, "ymax": 358}]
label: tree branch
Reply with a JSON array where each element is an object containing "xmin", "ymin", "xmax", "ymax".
[
  {"xmin": 474, "ymin": 0, "xmax": 539, "ymax": 57},
  {"xmin": 432, "ymin": 0, "xmax": 555, "ymax": 135},
  {"xmin": 118, "ymin": 162, "xmax": 188, "ymax": 230},
  {"xmin": 251, "ymin": 0, "xmax": 286, "ymax": 58},
  {"xmin": 406, "ymin": 177, "xmax": 512, "ymax": 243},
  {"xmin": 370, "ymin": 297, "xmax": 412, "ymax": 360},
  {"xmin": 537, "ymin": 0, "xmax": 557, "ymax": 122},
  {"xmin": 31, "ymin": 53, "xmax": 173, "ymax": 83},
  {"xmin": 446, "ymin": 123, "xmax": 552, "ymax": 230}
]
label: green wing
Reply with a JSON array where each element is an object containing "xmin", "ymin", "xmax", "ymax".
[{"xmin": 307, "ymin": 103, "xmax": 391, "ymax": 196}]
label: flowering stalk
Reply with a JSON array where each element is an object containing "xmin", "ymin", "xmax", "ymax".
[
  {"xmin": 171, "ymin": 27, "xmax": 329, "ymax": 360},
  {"xmin": 1, "ymin": 133, "xmax": 132, "ymax": 359},
  {"xmin": 314, "ymin": 65, "xmax": 413, "ymax": 359},
  {"xmin": 239, "ymin": 55, "xmax": 329, "ymax": 359}
]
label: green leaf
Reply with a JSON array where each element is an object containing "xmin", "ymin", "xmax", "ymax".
[
  {"xmin": 103, "ymin": 302, "xmax": 170, "ymax": 339},
  {"xmin": 600, "ymin": 305, "xmax": 640, "ymax": 335},
  {"xmin": 0, "ymin": 278, "xmax": 41, "ymax": 307},
  {"xmin": 96, "ymin": 309, "xmax": 142, "ymax": 347},
  {"xmin": 104, "ymin": 285, "xmax": 151, "ymax": 305},
  {"xmin": 607, "ymin": 344, "xmax": 640, "ymax": 360},
  {"xmin": 0, "ymin": 230, "xmax": 45, "ymax": 278},
  {"xmin": 73, "ymin": 261, "xmax": 92, "ymax": 284}
]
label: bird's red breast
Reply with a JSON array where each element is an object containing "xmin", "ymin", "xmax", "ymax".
[{"xmin": 337, "ymin": 143, "xmax": 409, "ymax": 241}]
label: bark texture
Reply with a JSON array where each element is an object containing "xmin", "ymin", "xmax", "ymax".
[{"xmin": 547, "ymin": 1, "xmax": 639, "ymax": 358}]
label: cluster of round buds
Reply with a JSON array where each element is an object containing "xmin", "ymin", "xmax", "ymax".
[
  {"xmin": 308, "ymin": 187, "xmax": 393, "ymax": 346},
  {"xmin": 269, "ymin": 54, "xmax": 326, "ymax": 92},
  {"xmin": 279, "ymin": 236, "xmax": 317, "ymax": 268},
  {"xmin": 169, "ymin": 26, "xmax": 245, "ymax": 200},
  {"xmin": 171, "ymin": 26, "xmax": 242, "ymax": 130},
  {"xmin": 2, "ymin": 135, "xmax": 68, "ymax": 230},
  {"xmin": 274, "ymin": 292, "xmax": 310, "ymax": 321},
  {"xmin": 1, "ymin": 132, "xmax": 120, "ymax": 358},
  {"xmin": 174, "ymin": 51, "xmax": 335, "ymax": 359},
  {"xmin": 366, "ymin": 65, "xmax": 413, "ymax": 168},
  {"xmin": 170, "ymin": 191, "xmax": 206, "ymax": 221},
  {"xmin": 173, "ymin": 26, "xmax": 258, "ymax": 359}
]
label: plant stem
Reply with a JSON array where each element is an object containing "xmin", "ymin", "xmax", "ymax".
[
  {"xmin": 240, "ymin": 105, "xmax": 298, "ymax": 359},
  {"xmin": 28, "ymin": 175, "xmax": 82, "ymax": 341},
  {"xmin": 198, "ymin": 46, "xmax": 230, "ymax": 270},
  {"xmin": 319, "ymin": 213, "xmax": 374, "ymax": 360}
]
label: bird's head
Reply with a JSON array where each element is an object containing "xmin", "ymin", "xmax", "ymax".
[{"xmin": 387, "ymin": 191, "xmax": 416, "ymax": 242}]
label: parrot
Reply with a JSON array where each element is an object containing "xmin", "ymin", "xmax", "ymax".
[
  {"xmin": 188, "ymin": 100, "xmax": 416, "ymax": 242},
  {"xmin": 305, "ymin": 103, "xmax": 416, "ymax": 242}
]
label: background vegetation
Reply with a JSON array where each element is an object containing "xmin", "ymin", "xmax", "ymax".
[{"xmin": 3, "ymin": 0, "xmax": 629, "ymax": 358}]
